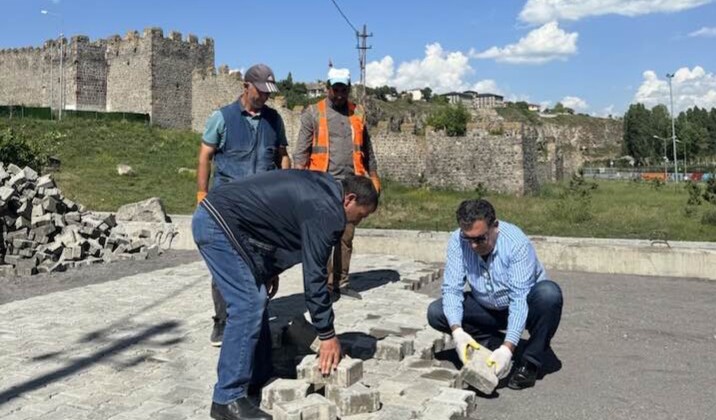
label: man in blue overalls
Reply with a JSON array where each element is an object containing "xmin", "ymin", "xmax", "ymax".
[{"xmin": 196, "ymin": 63, "xmax": 291, "ymax": 351}]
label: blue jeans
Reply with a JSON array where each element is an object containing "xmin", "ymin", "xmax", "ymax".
[
  {"xmin": 427, "ymin": 280, "xmax": 563, "ymax": 368},
  {"xmin": 192, "ymin": 206, "xmax": 273, "ymax": 404}
]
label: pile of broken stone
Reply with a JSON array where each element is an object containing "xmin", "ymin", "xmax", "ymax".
[{"xmin": 0, "ymin": 163, "xmax": 162, "ymax": 277}]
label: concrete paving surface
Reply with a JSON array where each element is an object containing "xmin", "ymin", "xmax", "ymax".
[{"xmin": 0, "ymin": 252, "xmax": 714, "ymax": 419}]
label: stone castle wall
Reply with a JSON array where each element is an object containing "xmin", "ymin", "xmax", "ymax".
[
  {"xmin": 191, "ymin": 66, "xmax": 243, "ymax": 132},
  {"xmin": 0, "ymin": 28, "xmax": 213, "ymax": 128}
]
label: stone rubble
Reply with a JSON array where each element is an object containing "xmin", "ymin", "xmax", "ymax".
[{"xmin": 0, "ymin": 162, "xmax": 167, "ymax": 277}]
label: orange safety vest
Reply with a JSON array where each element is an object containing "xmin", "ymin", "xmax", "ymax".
[{"xmin": 308, "ymin": 99, "xmax": 367, "ymax": 176}]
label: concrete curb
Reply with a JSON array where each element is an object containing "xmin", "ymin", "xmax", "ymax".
[{"xmin": 119, "ymin": 215, "xmax": 716, "ymax": 281}]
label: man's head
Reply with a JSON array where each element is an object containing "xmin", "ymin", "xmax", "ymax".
[
  {"xmin": 341, "ymin": 175, "xmax": 378, "ymax": 225},
  {"xmin": 242, "ymin": 64, "xmax": 279, "ymax": 111},
  {"xmin": 326, "ymin": 67, "xmax": 351, "ymax": 108},
  {"xmin": 456, "ymin": 199, "xmax": 499, "ymax": 257}
]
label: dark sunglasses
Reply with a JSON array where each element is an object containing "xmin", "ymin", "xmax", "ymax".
[{"xmin": 460, "ymin": 231, "xmax": 490, "ymax": 244}]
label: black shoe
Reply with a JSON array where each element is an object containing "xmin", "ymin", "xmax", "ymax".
[
  {"xmin": 210, "ymin": 397, "xmax": 272, "ymax": 420},
  {"xmin": 210, "ymin": 318, "xmax": 225, "ymax": 347},
  {"xmin": 508, "ymin": 360, "xmax": 538, "ymax": 390},
  {"xmin": 338, "ymin": 287, "xmax": 362, "ymax": 300}
]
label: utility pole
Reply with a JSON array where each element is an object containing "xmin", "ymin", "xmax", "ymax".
[
  {"xmin": 58, "ymin": 34, "xmax": 64, "ymax": 121},
  {"xmin": 356, "ymin": 24, "xmax": 372, "ymax": 105},
  {"xmin": 666, "ymin": 73, "xmax": 678, "ymax": 181}
]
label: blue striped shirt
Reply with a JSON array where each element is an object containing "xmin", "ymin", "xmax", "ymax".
[{"xmin": 441, "ymin": 221, "xmax": 547, "ymax": 345}]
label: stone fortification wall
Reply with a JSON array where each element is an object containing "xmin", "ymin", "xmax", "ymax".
[
  {"xmin": 150, "ymin": 29, "xmax": 214, "ymax": 128},
  {"xmin": 191, "ymin": 66, "xmax": 243, "ymax": 133},
  {"xmin": 105, "ymin": 31, "xmax": 152, "ymax": 116},
  {"xmin": 66, "ymin": 36, "xmax": 107, "ymax": 111},
  {"xmin": 0, "ymin": 43, "xmax": 54, "ymax": 107},
  {"xmin": 534, "ymin": 119, "xmax": 622, "ymax": 183}
]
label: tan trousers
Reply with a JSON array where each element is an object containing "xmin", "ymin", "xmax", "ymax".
[{"xmin": 327, "ymin": 222, "xmax": 355, "ymax": 291}]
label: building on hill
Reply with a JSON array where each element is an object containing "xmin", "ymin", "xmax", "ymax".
[
  {"xmin": 474, "ymin": 93, "xmax": 505, "ymax": 109},
  {"xmin": 405, "ymin": 88, "xmax": 424, "ymax": 101},
  {"xmin": 306, "ymin": 82, "xmax": 325, "ymax": 98},
  {"xmin": 443, "ymin": 91, "xmax": 478, "ymax": 107}
]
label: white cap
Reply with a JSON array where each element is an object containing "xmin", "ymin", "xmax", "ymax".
[{"xmin": 327, "ymin": 67, "xmax": 351, "ymax": 86}]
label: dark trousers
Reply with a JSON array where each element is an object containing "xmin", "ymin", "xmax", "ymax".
[
  {"xmin": 193, "ymin": 206, "xmax": 272, "ymax": 403},
  {"xmin": 212, "ymin": 280, "xmax": 227, "ymax": 322},
  {"xmin": 327, "ymin": 222, "xmax": 355, "ymax": 291},
  {"xmin": 427, "ymin": 280, "xmax": 563, "ymax": 368}
]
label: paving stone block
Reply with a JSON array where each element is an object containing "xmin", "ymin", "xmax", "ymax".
[
  {"xmin": 326, "ymin": 383, "xmax": 380, "ymax": 416},
  {"xmin": 0, "ymin": 264, "xmax": 15, "ymax": 276},
  {"xmin": 428, "ymin": 387, "xmax": 476, "ymax": 417},
  {"xmin": 260, "ymin": 378, "xmax": 310, "ymax": 410},
  {"xmin": 419, "ymin": 368, "xmax": 461, "ymax": 388},
  {"xmin": 419, "ymin": 401, "xmax": 464, "ymax": 419},
  {"xmin": 273, "ymin": 393, "xmax": 337, "ymax": 420},
  {"xmin": 374, "ymin": 336, "xmax": 414, "ymax": 361},
  {"xmin": 296, "ymin": 355, "xmax": 363, "ymax": 387},
  {"xmin": 373, "ymin": 404, "xmax": 418, "ymax": 420},
  {"xmin": 459, "ymin": 347, "xmax": 498, "ymax": 394}
]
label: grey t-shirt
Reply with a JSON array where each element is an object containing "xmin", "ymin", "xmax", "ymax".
[{"xmin": 293, "ymin": 99, "xmax": 377, "ymax": 179}]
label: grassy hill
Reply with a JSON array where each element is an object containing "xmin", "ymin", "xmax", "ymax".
[{"xmin": 2, "ymin": 117, "xmax": 715, "ymax": 241}]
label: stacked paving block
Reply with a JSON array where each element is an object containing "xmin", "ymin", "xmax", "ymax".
[
  {"xmin": 0, "ymin": 163, "xmax": 164, "ymax": 276},
  {"xmin": 262, "ymin": 260, "xmax": 501, "ymax": 419}
]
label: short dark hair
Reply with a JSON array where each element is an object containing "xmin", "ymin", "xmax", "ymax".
[
  {"xmin": 456, "ymin": 199, "xmax": 496, "ymax": 230},
  {"xmin": 341, "ymin": 175, "xmax": 379, "ymax": 208}
]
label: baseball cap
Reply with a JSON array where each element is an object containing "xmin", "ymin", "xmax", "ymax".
[
  {"xmin": 327, "ymin": 67, "xmax": 351, "ymax": 86},
  {"xmin": 244, "ymin": 64, "xmax": 279, "ymax": 93}
]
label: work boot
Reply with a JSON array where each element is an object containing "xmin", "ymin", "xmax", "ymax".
[
  {"xmin": 507, "ymin": 360, "xmax": 538, "ymax": 390},
  {"xmin": 210, "ymin": 318, "xmax": 225, "ymax": 347},
  {"xmin": 338, "ymin": 286, "xmax": 362, "ymax": 300},
  {"xmin": 210, "ymin": 397, "xmax": 272, "ymax": 420}
]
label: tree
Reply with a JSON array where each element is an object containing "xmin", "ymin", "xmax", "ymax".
[
  {"xmin": 420, "ymin": 87, "xmax": 432, "ymax": 102},
  {"xmin": 426, "ymin": 104, "xmax": 471, "ymax": 136},
  {"xmin": 622, "ymin": 103, "xmax": 655, "ymax": 165},
  {"xmin": 551, "ymin": 102, "xmax": 574, "ymax": 115}
]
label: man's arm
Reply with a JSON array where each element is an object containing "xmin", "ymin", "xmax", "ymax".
[
  {"xmin": 362, "ymin": 128, "xmax": 381, "ymax": 193},
  {"xmin": 197, "ymin": 143, "xmax": 216, "ymax": 199},
  {"xmin": 293, "ymin": 108, "xmax": 315, "ymax": 169},
  {"xmin": 504, "ymin": 242, "xmax": 538, "ymax": 348},
  {"xmin": 275, "ymin": 115, "xmax": 292, "ymax": 169},
  {"xmin": 442, "ymin": 231, "xmax": 468, "ymax": 330},
  {"xmin": 196, "ymin": 111, "xmax": 224, "ymax": 202}
]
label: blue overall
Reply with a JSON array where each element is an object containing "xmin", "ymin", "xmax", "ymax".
[{"xmin": 212, "ymin": 101, "xmax": 283, "ymax": 188}]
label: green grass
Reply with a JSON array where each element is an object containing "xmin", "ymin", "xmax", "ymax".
[
  {"xmin": 1, "ymin": 118, "xmax": 199, "ymax": 213},
  {"xmin": 363, "ymin": 180, "xmax": 716, "ymax": 242},
  {"xmin": 2, "ymin": 118, "xmax": 716, "ymax": 242}
]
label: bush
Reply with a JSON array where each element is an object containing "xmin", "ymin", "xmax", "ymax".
[
  {"xmin": 0, "ymin": 127, "xmax": 60, "ymax": 171},
  {"xmin": 685, "ymin": 181, "xmax": 703, "ymax": 206},
  {"xmin": 701, "ymin": 208, "xmax": 716, "ymax": 226},
  {"xmin": 426, "ymin": 104, "xmax": 471, "ymax": 136}
]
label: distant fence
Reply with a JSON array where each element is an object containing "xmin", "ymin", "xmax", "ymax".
[
  {"xmin": 583, "ymin": 167, "xmax": 714, "ymax": 182},
  {"xmin": 0, "ymin": 105, "xmax": 149, "ymax": 123}
]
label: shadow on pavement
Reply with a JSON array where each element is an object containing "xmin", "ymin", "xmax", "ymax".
[{"xmin": 0, "ymin": 320, "xmax": 182, "ymax": 406}]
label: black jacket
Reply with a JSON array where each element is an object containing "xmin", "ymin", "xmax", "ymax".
[{"xmin": 201, "ymin": 169, "xmax": 345, "ymax": 339}]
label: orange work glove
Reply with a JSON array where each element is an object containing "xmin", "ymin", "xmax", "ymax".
[
  {"xmin": 196, "ymin": 191, "xmax": 207, "ymax": 204},
  {"xmin": 370, "ymin": 174, "xmax": 382, "ymax": 195}
]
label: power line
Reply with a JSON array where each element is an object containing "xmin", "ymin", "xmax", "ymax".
[{"xmin": 329, "ymin": 0, "xmax": 358, "ymax": 34}]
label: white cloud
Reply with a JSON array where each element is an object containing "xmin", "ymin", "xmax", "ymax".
[
  {"xmin": 561, "ymin": 95, "xmax": 589, "ymax": 111},
  {"xmin": 471, "ymin": 22, "xmax": 578, "ymax": 64},
  {"xmin": 689, "ymin": 26, "xmax": 716, "ymax": 37},
  {"xmin": 366, "ymin": 43, "xmax": 473, "ymax": 93},
  {"xmin": 520, "ymin": 0, "xmax": 713, "ymax": 24},
  {"xmin": 471, "ymin": 79, "xmax": 503, "ymax": 95},
  {"xmin": 365, "ymin": 56, "xmax": 394, "ymax": 87},
  {"xmin": 633, "ymin": 66, "xmax": 716, "ymax": 112},
  {"xmin": 591, "ymin": 105, "xmax": 617, "ymax": 117}
]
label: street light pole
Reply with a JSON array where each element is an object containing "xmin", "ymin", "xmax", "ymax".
[
  {"xmin": 666, "ymin": 73, "xmax": 678, "ymax": 181},
  {"xmin": 41, "ymin": 10, "xmax": 64, "ymax": 121}
]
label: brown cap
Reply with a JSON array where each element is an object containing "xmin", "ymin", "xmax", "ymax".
[{"xmin": 244, "ymin": 64, "xmax": 279, "ymax": 93}]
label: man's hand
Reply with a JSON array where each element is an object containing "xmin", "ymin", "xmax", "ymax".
[
  {"xmin": 318, "ymin": 337, "xmax": 342, "ymax": 375},
  {"xmin": 196, "ymin": 191, "xmax": 207, "ymax": 204},
  {"xmin": 486, "ymin": 344, "xmax": 513, "ymax": 379},
  {"xmin": 267, "ymin": 275, "xmax": 279, "ymax": 299},
  {"xmin": 451, "ymin": 328, "xmax": 481, "ymax": 364}
]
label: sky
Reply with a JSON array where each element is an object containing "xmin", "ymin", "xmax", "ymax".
[{"xmin": 2, "ymin": 0, "xmax": 716, "ymax": 117}]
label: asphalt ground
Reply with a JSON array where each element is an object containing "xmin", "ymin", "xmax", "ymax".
[{"xmin": 421, "ymin": 270, "xmax": 716, "ymax": 420}]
